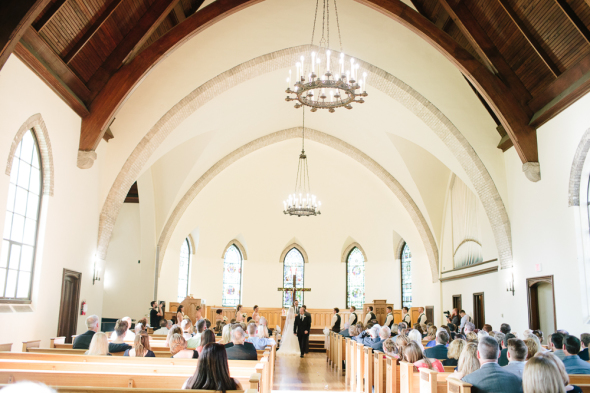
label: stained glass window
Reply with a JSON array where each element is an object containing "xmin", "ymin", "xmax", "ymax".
[
  {"xmin": 177, "ymin": 239, "xmax": 190, "ymax": 302},
  {"xmin": 401, "ymin": 243, "xmax": 412, "ymax": 308},
  {"xmin": 222, "ymin": 244, "xmax": 242, "ymax": 307},
  {"xmin": 282, "ymin": 248, "xmax": 305, "ymax": 307},
  {"xmin": 346, "ymin": 247, "xmax": 365, "ymax": 309},
  {"xmin": 1, "ymin": 130, "xmax": 42, "ymax": 301}
]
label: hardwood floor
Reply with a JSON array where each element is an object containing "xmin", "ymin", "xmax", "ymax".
[{"xmin": 273, "ymin": 352, "xmax": 349, "ymax": 391}]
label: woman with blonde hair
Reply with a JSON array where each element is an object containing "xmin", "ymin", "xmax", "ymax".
[
  {"xmin": 525, "ymin": 337, "xmax": 541, "ymax": 359},
  {"xmin": 534, "ymin": 352, "xmax": 582, "ymax": 392},
  {"xmin": 165, "ymin": 324, "xmax": 183, "ymax": 347},
  {"xmin": 124, "ymin": 332, "xmax": 155, "ymax": 357},
  {"xmin": 445, "ymin": 339, "xmax": 466, "ymax": 367},
  {"xmin": 424, "ymin": 326, "xmax": 437, "ymax": 346},
  {"xmin": 394, "ymin": 334, "xmax": 411, "ymax": 359},
  {"xmin": 382, "ymin": 338, "xmax": 396, "ymax": 357},
  {"xmin": 523, "ymin": 356, "xmax": 566, "ymax": 393},
  {"xmin": 403, "ymin": 341, "xmax": 444, "ymax": 371},
  {"xmin": 465, "ymin": 332, "xmax": 478, "ymax": 343},
  {"xmin": 448, "ymin": 342, "xmax": 479, "ymax": 380},
  {"xmin": 85, "ymin": 332, "xmax": 109, "ymax": 356},
  {"xmin": 170, "ymin": 333, "xmax": 198, "ymax": 359},
  {"xmin": 220, "ymin": 324, "xmax": 232, "ymax": 345}
]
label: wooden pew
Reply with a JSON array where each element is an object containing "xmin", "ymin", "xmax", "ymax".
[
  {"xmin": 22, "ymin": 340, "xmax": 40, "ymax": 352},
  {"xmin": 443, "ymin": 366, "xmax": 455, "ymax": 373},
  {"xmin": 345, "ymin": 338, "xmax": 352, "ymax": 386},
  {"xmin": 364, "ymin": 346, "xmax": 373, "ymax": 393},
  {"xmin": 385, "ymin": 355, "xmax": 400, "ymax": 393},
  {"xmin": 399, "ymin": 361, "xmax": 452, "ymax": 393},
  {"xmin": 447, "ymin": 378, "xmax": 472, "ymax": 393},
  {"xmin": 349, "ymin": 339, "xmax": 357, "ymax": 389},
  {"xmin": 356, "ymin": 342, "xmax": 365, "ymax": 392},
  {"xmin": 0, "ymin": 344, "xmax": 12, "ymax": 352},
  {"xmin": 337, "ymin": 334, "xmax": 345, "ymax": 374},
  {"xmin": 373, "ymin": 350, "xmax": 386, "ymax": 393},
  {"xmin": 50, "ymin": 337, "xmax": 66, "ymax": 348},
  {"xmin": 3, "ymin": 387, "xmax": 255, "ymax": 393}
]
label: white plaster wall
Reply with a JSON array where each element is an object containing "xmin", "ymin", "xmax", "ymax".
[{"xmin": 0, "ymin": 56, "xmax": 104, "ymax": 349}]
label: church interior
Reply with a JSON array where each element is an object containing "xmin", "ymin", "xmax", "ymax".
[{"xmin": 2, "ymin": 0, "xmax": 590, "ymax": 391}]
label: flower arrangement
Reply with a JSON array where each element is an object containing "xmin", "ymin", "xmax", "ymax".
[
  {"xmin": 242, "ymin": 313, "xmax": 247, "ymax": 318},
  {"xmin": 223, "ymin": 316, "xmax": 228, "ymax": 322}
]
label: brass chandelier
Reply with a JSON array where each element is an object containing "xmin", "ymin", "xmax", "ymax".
[
  {"xmin": 283, "ymin": 108, "xmax": 321, "ymax": 217},
  {"xmin": 285, "ymin": 0, "xmax": 368, "ymax": 113}
]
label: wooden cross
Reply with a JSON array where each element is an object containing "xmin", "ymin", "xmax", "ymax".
[{"xmin": 277, "ymin": 274, "xmax": 311, "ymax": 306}]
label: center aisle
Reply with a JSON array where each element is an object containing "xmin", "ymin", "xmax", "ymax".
[{"xmin": 272, "ymin": 352, "xmax": 348, "ymax": 392}]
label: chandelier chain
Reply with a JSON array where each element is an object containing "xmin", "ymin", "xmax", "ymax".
[
  {"xmin": 310, "ymin": 0, "xmax": 320, "ymax": 47},
  {"xmin": 333, "ymin": 0, "xmax": 343, "ymax": 52}
]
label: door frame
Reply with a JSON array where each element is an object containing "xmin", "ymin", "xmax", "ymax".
[
  {"xmin": 452, "ymin": 294, "xmax": 462, "ymax": 311},
  {"xmin": 473, "ymin": 292, "xmax": 485, "ymax": 329},
  {"xmin": 526, "ymin": 275, "xmax": 557, "ymax": 332},
  {"xmin": 57, "ymin": 269, "xmax": 82, "ymax": 342}
]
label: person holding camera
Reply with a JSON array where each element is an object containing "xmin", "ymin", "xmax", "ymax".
[
  {"xmin": 150, "ymin": 301, "xmax": 164, "ymax": 328},
  {"xmin": 446, "ymin": 308, "xmax": 460, "ymax": 327}
]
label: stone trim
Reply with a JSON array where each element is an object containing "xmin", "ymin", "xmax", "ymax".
[
  {"xmin": 395, "ymin": 238, "xmax": 407, "ymax": 260},
  {"xmin": 221, "ymin": 239, "xmax": 248, "ymax": 261},
  {"xmin": 569, "ymin": 128, "xmax": 590, "ymax": 207},
  {"xmin": 6, "ymin": 113, "xmax": 54, "ymax": 196},
  {"xmin": 187, "ymin": 234, "xmax": 196, "ymax": 255},
  {"xmin": 341, "ymin": 242, "xmax": 368, "ymax": 263},
  {"xmin": 279, "ymin": 242, "xmax": 309, "ymax": 264},
  {"xmin": 97, "ymin": 45, "xmax": 512, "ymax": 271},
  {"xmin": 156, "ymin": 128, "xmax": 439, "ymax": 281}
]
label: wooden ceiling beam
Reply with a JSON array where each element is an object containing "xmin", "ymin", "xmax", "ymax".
[
  {"xmin": 63, "ymin": 0, "xmax": 125, "ymax": 64},
  {"xmin": 356, "ymin": 0, "xmax": 538, "ymax": 166},
  {"xmin": 553, "ymin": 0, "xmax": 590, "ymax": 46},
  {"xmin": 79, "ymin": 0, "xmax": 263, "ymax": 153},
  {"xmin": 173, "ymin": 2, "xmax": 187, "ymax": 24},
  {"xmin": 496, "ymin": 0, "xmax": 561, "ymax": 78},
  {"xmin": 0, "ymin": 0, "xmax": 51, "ymax": 71},
  {"xmin": 33, "ymin": 0, "xmax": 67, "ymax": 31},
  {"xmin": 439, "ymin": 0, "xmax": 532, "ymax": 110}
]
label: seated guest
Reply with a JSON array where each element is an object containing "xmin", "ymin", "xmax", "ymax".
[
  {"xmin": 170, "ymin": 333, "xmax": 198, "ymax": 359},
  {"xmin": 500, "ymin": 323, "xmax": 511, "ymax": 335},
  {"xmin": 499, "ymin": 333, "xmax": 516, "ymax": 366},
  {"xmin": 181, "ymin": 318, "xmax": 194, "ymax": 340},
  {"xmin": 445, "ymin": 338, "xmax": 466, "ymax": 367},
  {"xmin": 249, "ymin": 326, "xmax": 276, "ymax": 350},
  {"xmin": 339, "ymin": 323, "xmax": 351, "ymax": 337},
  {"xmin": 579, "ymin": 333, "xmax": 590, "ymax": 361},
  {"xmin": 205, "ymin": 319, "xmax": 212, "ymax": 331},
  {"xmin": 535, "ymin": 351, "xmax": 583, "ymax": 393},
  {"xmin": 495, "ymin": 332, "xmax": 506, "ymax": 350},
  {"xmin": 197, "ymin": 329, "xmax": 216, "ymax": 355},
  {"xmin": 533, "ymin": 330, "xmax": 544, "ymax": 345},
  {"xmin": 382, "ymin": 337, "xmax": 396, "ymax": 357},
  {"xmin": 464, "ymin": 321, "xmax": 475, "ymax": 335},
  {"xmin": 109, "ymin": 320, "xmax": 132, "ymax": 353},
  {"xmin": 523, "ymin": 356, "xmax": 566, "ymax": 393},
  {"xmin": 182, "ymin": 343, "xmax": 242, "ymax": 391},
  {"xmin": 220, "ymin": 324, "xmax": 232, "ymax": 345},
  {"xmin": 448, "ymin": 323, "xmax": 457, "ymax": 340},
  {"xmin": 134, "ymin": 323, "xmax": 144, "ymax": 335},
  {"xmin": 448, "ymin": 342, "xmax": 479, "ymax": 380},
  {"xmin": 478, "ymin": 330, "xmax": 489, "ymax": 341},
  {"xmin": 482, "ymin": 324, "xmax": 493, "ymax": 334},
  {"xmin": 136, "ymin": 317, "xmax": 147, "ymax": 333},
  {"xmin": 73, "ymin": 314, "xmax": 99, "ymax": 349},
  {"xmin": 187, "ymin": 319, "xmax": 206, "ymax": 348},
  {"xmin": 397, "ymin": 322, "xmax": 407, "ymax": 336},
  {"xmin": 424, "ymin": 326, "xmax": 437, "ymax": 347},
  {"xmin": 125, "ymin": 332, "xmax": 155, "ymax": 357},
  {"xmin": 525, "ymin": 337, "xmax": 541, "ymax": 360},
  {"xmin": 245, "ymin": 322, "xmax": 257, "ymax": 341},
  {"xmin": 466, "ymin": 332, "xmax": 478, "ymax": 343},
  {"xmin": 372, "ymin": 326, "xmax": 391, "ymax": 352},
  {"xmin": 441, "ymin": 325, "xmax": 452, "ymax": 340},
  {"xmin": 412, "ymin": 323, "xmax": 424, "ymax": 336},
  {"xmin": 404, "ymin": 341, "xmax": 444, "ymax": 372},
  {"xmin": 166, "ymin": 324, "xmax": 183, "ymax": 347},
  {"xmin": 154, "ymin": 319, "xmax": 172, "ymax": 335},
  {"xmin": 226, "ymin": 327, "xmax": 257, "ymax": 360},
  {"xmin": 551, "ymin": 333, "xmax": 566, "ymax": 360},
  {"xmin": 215, "ymin": 321, "xmax": 225, "ymax": 336},
  {"xmin": 408, "ymin": 329, "xmax": 425, "ymax": 351},
  {"xmin": 393, "ymin": 334, "xmax": 411, "ymax": 359},
  {"xmin": 462, "ymin": 336, "xmax": 523, "ymax": 393},
  {"xmin": 362, "ymin": 324, "xmax": 381, "ymax": 346},
  {"xmin": 391, "ymin": 323, "xmax": 399, "ymax": 338},
  {"xmin": 563, "ymin": 335, "xmax": 590, "ymax": 374},
  {"xmin": 504, "ymin": 338, "xmax": 528, "ymax": 377},
  {"xmin": 111, "ymin": 316, "xmax": 135, "ymax": 341},
  {"xmin": 85, "ymin": 332, "xmax": 110, "ymax": 356},
  {"xmin": 425, "ymin": 330, "xmax": 449, "ymax": 361}
]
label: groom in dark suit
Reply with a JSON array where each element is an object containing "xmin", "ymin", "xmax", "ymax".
[{"xmin": 294, "ymin": 307, "xmax": 312, "ymax": 358}]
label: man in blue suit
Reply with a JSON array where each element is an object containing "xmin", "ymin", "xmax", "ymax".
[
  {"xmin": 563, "ymin": 335, "xmax": 590, "ymax": 374},
  {"xmin": 462, "ymin": 336, "xmax": 523, "ymax": 393},
  {"xmin": 579, "ymin": 333, "xmax": 590, "ymax": 361},
  {"xmin": 425, "ymin": 330, "xmax": 449, "ymax": 363},
  {"xmin": 371, "ymin": 326, "xmax": 391, "ymax": 352}
]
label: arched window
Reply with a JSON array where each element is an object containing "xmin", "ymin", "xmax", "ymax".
[
  {"xmin": 177, "ymin": 238, "xmax": 191, "ymax": 302},
  {"xmin": 282, "ymin": 247, "xmax": 305, "ymax": 307},
  {"xmin": 346, "ymin": 247, "xmax": 365, "ymax": 309},
  {"xmin": 1, "ymin": 130, "xmax": 43, "ymax": 301},
  {"xmin": 222, "ymin": 244, "xmax": 243, "ymax": 307},
  {"xmin": 401, "ymin": 243, "xmax": 412, "ymax": 308}
]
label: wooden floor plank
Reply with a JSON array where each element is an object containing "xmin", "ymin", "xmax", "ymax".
[{"xmin": 273, "ymin": 352, "xmax": 348, "ymax": 391}]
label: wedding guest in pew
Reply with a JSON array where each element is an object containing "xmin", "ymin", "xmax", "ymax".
[
  {"xmin": 249, "ymin": 325, "xmax": 276, "ymax": 350},
  {"xmin": 245, "ymin": 322, "xmax": 257, "ymax": 340},
  {"xmin": 500, "ymin": 323, "xmax": 512, "ymax": 335},
  {"xmin": 563, "ymin": 335, "xmax": 590, "ymax": 374},
  {"xmin": 445, "ymin": 338, "xmax": 466, "ymax": 367},
  {"xmin": 134, "ymin": 323, "xmax": 144, "ymax": 335},
  {"xmin": 187, "ymin": 319, "xmax": 206, "ymax": 348},
  {"xmin": 85, "ymin": 332, "xmax": 110, "ymax": 356},
  {"xmin": 391, "ymin": 323, "xmax": 399, "ymax": 338},
  {"xmin": 362, "ymin": 324, "xmax": 381, "ymax": 347},
  {"xmin": 533, "ymin": 330, "xmax": 545, "ymax": 345},
  {"xmin": 177, "ymin": 305, "xmax": 185, "ymax": 324},
  {"xmin": 466, "ymin": 332, "xmax": 478, "ymax": 343},
  {"xmin": 166, "ymin": 324, "xmax": 183, "ymax": 347},
  {"xmin": 504, "ymin": 338, "xmax": 528, "ymax": 377},
  {"xmin": 73, "ymin": 314, "xmax": 99, "ymax": 349},
  {"xmin": 482, "ymin": 324, "xmax": 493, "ymax": 334},
  {"xmin": 109, "ymin": 320, "xmax": 132, "ymax": 353},
  {"xmin": 579, "ymin": 333, "xmax": 590, "ymax": 361},
  {"xmin": 397, "ymin": 322, "xmax": 407, "ymax": 336},
  {"xmin": 182, "ymin": 318, "xmax": 194, "ymax": 340},
  {"xmin": 125, "ymin": 332, "xmax": 155, "ymax": 357},
  {"xmin": 382, "ymin": 337, "xmax": 396, "ymax": 357},
  {"xmin": 551, "ymin": 333, "xmax": 567, "ymax": 360},
  {"xmin": 535, "ymin": 351, "xmax": 583, "ymax": 393},
  {"xmin": 111, "ymin": 317, "xmax": 135, "ymax": 341},
  {"xmin": 464, "ymin": 321, "xmax": 475, "ymax": 335},
  {"xmin": 372, "ymin": 326, "xmax": 391, "ymax": 352},
  {"xmin": 424, "ymin": 326, "xmax": 437, "ymax": 347},
  {"xmin": 154, "ymin": 319, "xmax": 172, "ymax": 335},
  {"xmin": 448, "ymin": 342, "xmax": 479, "ymax": 380},
  {"xmin": 215, "ymin": 321, "xmax": 226, "ymax": 336},
  {"xmin": 448, "ymin": 323, "xmax": 457, "ymax": 340},
  {"xmin": 394, "ymin": 334, "xmax": 411, "ymax": 359},
  {"xmin": 523, "ymin": 356, "xmax": 566, "ymax": 393},
  {"xmin": 197, "ymin": 329, "xmax": 216, "ymax": 355},
  {"xmin": 525, "ymin": 337, "xmax": 541, "ymax": 360},
  {"xmin": 220, "ymin": 324, "xmax": 232, "ymax": 345},
  {"xmin": 478, "ymin": 330, "xmax": 489, "ymax": 341},
  {"xmin": 425, "ymin": 330, "xmax": 449, "ymax": 361},
  {"xmin": 339, "ymin": 323, "xmax": 351, "ymax": 337},
  {"xmin": 182, "ymin": 343, "xmax": 242, "ymax": 391},
  {"xmin": 499, "ymin": 333, "xmax": 516, "ymax": 366},
  {"xmin": 408, "ymin": 329, "xmax": 425, "ymax": 351},
  {"xmin": 170, "ymin": 333, "xmax": 199, "ymax": 358},
  {"xmin": 441, "ymin": 325, "xmax": 452, "ymax": 341},
  {"xmin": 494, "ymin": 332, "xmax": 505, "ymax": 349},
  {"xmin": 462, "ymin": 336, "xmax": 523, "ymax": 393},
  {"xmin": 226, "ymin": 327, "xmax": 257, "ymax": 360},
  {"xmin": 412, "ymin": 324, "xmax": 424, "ymax": 337},
  {"xmin": 404, "ymin": 341, "xmax": 444, "ymax": 372},
  {"xmin": 205, "ymin": 319, "xmax": 212, "ymax": 330},
  {"xmin": 137, "ymin": 317, "xmax": 148, "ymax": 332}
]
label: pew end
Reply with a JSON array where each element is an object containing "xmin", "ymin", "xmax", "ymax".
[
  {"xmin": 0, "ymin": 344, "xmax": 12, "ymax": 352},
  {"xmin": 447, "ymin": 377, "xmax": 472, "ymax": 393},
  {"xmin": 249, "ymin": 372, "xmax": 261, "ymax": 390},
  {"xmin": 22, "ymin": 340, "xmax": 40, "ymax": 353},
  {"xmin": 0, "ymin": 386, "xmax": 258, "ymax": 393}
]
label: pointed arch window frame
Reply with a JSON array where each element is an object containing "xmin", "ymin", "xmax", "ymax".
[
  {"xmin": 177, "ymin": 238, "xmax": 192, "ymax": 302},
  {"xmin": 280, "ymin": 243, "xmax": 308, "ymax": 308},
  {"xmin": 400, "ymin": 241, "xmax": 413, "ymax": 308},
  {"xmin": 221, "ymin": 240, "xmax": 246, "ymax": 307},
  {"xmin": 342, "ymin": 243, "xmax": 367, "ymax": 309}
]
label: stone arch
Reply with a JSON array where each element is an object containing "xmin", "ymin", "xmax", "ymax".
[
  {"xmin": 97, "ymin": 46, "xmax": 511, "ymax": 271},
  {"xmin": 280, "ymin": 243, "xmax": 309, "ymax": 264},
  {"xmin": 6, "ymin": 113, "xmax": 54, "ymax": 196},
  {"xmin": 568, "ymin": 128, "xmax": 590, "ymax": 207},
  {"xmin": 157, "ymin": 127, "xmax": 440, "ymax": 281},
  {"xmin": 341, "ymin": 242, "xmax": 368, "ymax": 263},
  {"xmin": 221, "ymin": 239, "xmax": 248, "ymax": 261},
  {"xmin": 396, "ymin": 238, "xmax": 407, "ymax": 260}
]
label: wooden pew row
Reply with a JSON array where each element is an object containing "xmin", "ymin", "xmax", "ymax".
[
  {"xmin": 0, "ymin": 345, "xmax": 12, "ymax": 352},
  {"xmin": 4, "ymin": 387, "xmax": 256, "ymax": 393}
]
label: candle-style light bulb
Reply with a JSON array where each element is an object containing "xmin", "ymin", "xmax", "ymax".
[
  {"xmin": 286, "ymin": 77, "xmax": 290, "ymax": 88},
  {"xmin": 355, "ymin": 64, "xmax": 360, "ymax": 81},
  {"xmin": 363, "ymin": 72, "xmax": 367, "ymax": 92},
  {"xmin": 296, "ymin": 62, "xmax": 301, "ymax": 81},
  {"xmin": 326, "ymin": 50, "xmax": 331, "ymax": 73},
  {"xmin": 311, "ymin": 52, "xmax": 316, "ymax": 73}
]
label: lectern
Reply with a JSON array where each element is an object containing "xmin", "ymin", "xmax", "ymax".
[
  {"xmin": 180, "ymin": 296, "xmax": 206, "ymax": 325},
  {"xmin": 363, "ymin": 299, "xmax": 394, "ymax": 326}
]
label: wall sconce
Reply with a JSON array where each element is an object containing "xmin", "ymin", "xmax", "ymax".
[
  {"xmin": 92, "ymin": 255, "xmax": 101, "ymax": 285},
  {"xmin": 506, "ymin": 272, "xmax": 515, "ymax": 296}
]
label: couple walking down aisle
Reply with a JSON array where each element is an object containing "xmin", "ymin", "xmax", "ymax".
[{"xmin": 278, "ymin": 307, "xmax": 312, "ymax": 358}]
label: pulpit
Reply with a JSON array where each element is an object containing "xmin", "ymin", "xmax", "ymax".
[
  {"xmin": 180, "ymin": 296, "xmax": 206, "ymax": 325},
  {"xmin": 363, "ymin": 300, "xmax": 393, "ymax": 326}
]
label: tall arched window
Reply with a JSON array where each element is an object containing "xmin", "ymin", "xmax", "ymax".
[
  {"xmin": 401, "ymin": 243, "xmax": 412, "ymax": 308},
  {"xmin": 222, "ymin": 244, "xmax": 243, "ymax": 307},
  {"xmin": 177, "ymin": 238, "xmax": 191, "ymax": 302},
  {"xmin": 1, "ymin": 130, "xmax": 43, "ymax": 301},
  {"xmin": 282, "ymin": 247, "xmax": 305, "ymax": 307},
  {"xmin": 346, "ymin": 247, "xmax": 365, "ymax": 309}
]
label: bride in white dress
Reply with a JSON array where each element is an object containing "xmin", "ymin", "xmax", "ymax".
[{"xmin": 277, "ymin": 307, "xmax": 300, "ymax": 355}]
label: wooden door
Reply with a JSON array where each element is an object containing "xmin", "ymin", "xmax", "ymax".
[
  {"xmin": 527, "ymin": 276, "xmax": 556, "ymax": 342},
  {"xmin": 472, "ymin": 293, "xmax": 485, "ymax": 329},
  {"xmin": 452, "ymin": 295, "xmax": 462, "ymax": 311},
  {"xmin": 425, "ymin": 306, "xmax": 434, "ymax": 324},
  {"xmin": 57, "ymin": 269, "xmax": 82, "ymax": 343}
]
